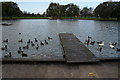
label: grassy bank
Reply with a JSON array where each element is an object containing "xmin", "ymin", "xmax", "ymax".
[{"xmin": 1, "ymin": 17, "xmax": 119, "ymax": 21}]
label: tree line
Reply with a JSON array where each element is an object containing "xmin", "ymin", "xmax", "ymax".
[{"xmin": 1, "ymin": 1, "xmax": 120, "ymax": 19}]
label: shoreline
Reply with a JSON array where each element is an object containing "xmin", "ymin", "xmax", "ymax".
[{"xmin": 1, "ymin": 17, "xmax": 119, "ymax": 21}]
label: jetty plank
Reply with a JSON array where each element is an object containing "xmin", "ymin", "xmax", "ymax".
[{"xmin": 59, "ymin": 33, "xmax": 99, "ymax": 63}]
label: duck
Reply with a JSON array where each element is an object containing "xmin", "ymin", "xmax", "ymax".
[
  {"xmin": 1, "ymin": 47, "xmax": 5, "ymax": 50},
  {"xmin": 90, "ymin": 41, "xmax": 95, "ymax": 45},
  {"xmin": 18, "ymin": 39, "xmax": 23, "ymax": 42},
  {"xmin": 3, "ymin": 39, "xmax": 8, "ymax": 43},
  {"xmin": 48, "ymin": 37, "xmax": 52, "ymax": 39},
  {"xmin": 36, "ymin": 46, "xmax": 39, "ymax": 50},
  {"xmin": 98, "ymin": 41, "xmax": 104, "ymax": 47},
  {"xmin": 45, "ymin": 40, "xmax": 48, "ymax": 44},
  {"xmin": 117, "ymin": 48, "xmax": 120, "ymax": 51},
  {"xmin": 27, "ymin": 39, "xmax": 30, "ymax": 44},
  {"xmin": 19, "ymin": 33, "xmax": 21, "ymax": 35},
  {"xmin": 23, "ymin": 45, "xmax": 29, "ymax": 49},
  {"xmin": 88, "ymin": 36, "xmax": 92, "ymax": 39},
  {"xmin": 35, "ymin": 38, "xmax": 38, "ymax": 42},
  {"xmin": 4, "ymin": 52, "xmax": 12, "ymax": 58},
  {"xmin": 40, "ymin": 41, "xmax": 44, "ymax": 45},
  {"xmin": 109, "ymin": 42, "xmax": 115, "ymax": 49},
  {"xmin": 21, "ymin": 51, "xmax": 27, "ymax": 57},
  {"xmin": 5, "ymin": 45, "xmax": 7, "ymax": 49}
]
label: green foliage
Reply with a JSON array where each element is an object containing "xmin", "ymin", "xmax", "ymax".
[
  {"xmin": 94, "ymin": 2, "xmax": 120, "ymax": 19},
  {"xmin": 2, "ymin": 2, "xmax": 22, "ymax": 19},
  {"xmin": 46, "ymin": 3, "xmax": 80, "ymax": 17}
]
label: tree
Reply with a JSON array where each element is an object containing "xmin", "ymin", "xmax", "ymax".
[
  {"xmin": 2, "ymin": 2, "xmax": 22, "ymax": 18},
  {"xmin": 46, "ymin": 3, "xmax": 80, "ymax": 17},
  {"xmin": 94, "ymin": 2, "xmax": 120, "ymax": 19}
]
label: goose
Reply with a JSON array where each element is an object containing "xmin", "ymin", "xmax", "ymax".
[
  {"xmin": 19, "ymin": 33, "xmax": 21, "ymax": 35},
  {"xmin": 23, "ymin": 45, "xmax": 29, "ymax": 49},
  {"xmin": 4, "ymin": 52, "xmax": 12, "ymax": 58},
  {"xmin": 98, "ymin": 41, "xmax": 104, "ymax": 47},
  {"xmin": 21, "ymin": 51, "xmax": 27, "ymax": 57},
  {"xmin": 36, "ymin": 46, "xmax": 39, "ymax": 50},
  {"xmin": 5, "ymin": 45, "xmax": 7, "ymax": 49},
  {"xmin": 18, "ymin": 39, "xmax": 23, "ymax": 42},
  {"xmin": 40, "ymin": 41, "xmax": 44, "ymax": 45},
  {"xmin": 117, "ymin": 48, "xmax": 120, "ymax": 51},
  {"xmin": 90, "ymin": 41, "xmax": 95, "ymax": 45},
  {"xmin": 3, "ymin": 39, "xmax": 8, "ymax": 43},
  {"xmin": 109, "ymin": 42, "xmax": 115, "ymax": 49},
  {"xmin": 48, "ymin": 37, "xmax": 52, "ymax": 40},
  {"xmin": 35, "ymin": 38, "xmax": 38, "ymax": 42},
  {"xmin": 27, "ymin": 39, "xmax": 30, "ymax": 44},
  {"xmin": 1, "ymin": 47, "xmax": 5, "ymax": 50},
  {"xmin": 88, "ymin": 36, "xmax": 92, "ymax": 39},
  {"xmin": 45, "ymin": 40, "xmax": 48, "ymax": 44}
]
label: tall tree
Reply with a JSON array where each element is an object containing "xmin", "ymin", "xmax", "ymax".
[{"xmin": 2, "ymin": 2, "xmax": 22, "ymax": 18}]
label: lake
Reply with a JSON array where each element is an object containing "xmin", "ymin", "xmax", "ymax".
[{"xmin": 1, "ymin": 19, "xmax": 120, "ymax": 59}]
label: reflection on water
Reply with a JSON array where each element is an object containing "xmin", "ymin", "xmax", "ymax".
[{"xmin": 1, "ymin": 19, "xmax": 120, "ymax": 59}]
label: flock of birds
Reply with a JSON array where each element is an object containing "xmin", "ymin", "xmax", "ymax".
[
  {"xmin": 1, "ymin": 34, "xmax": 120, "ymax": 58},
  {"xmin": 84, "ymin": 36, "xmax": 120, "ymax": 52},
  {"xmin": 1, "ymin": 33, "xmax": 53, "ymax": 58}
]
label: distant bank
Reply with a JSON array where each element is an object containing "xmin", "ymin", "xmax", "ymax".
[{"xmin": 1, "ymin": 17, "xmax": 119, "ymax": 21}]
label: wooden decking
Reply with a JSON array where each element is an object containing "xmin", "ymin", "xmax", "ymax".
[{"xmin": 59, "ymin": 33, "xmax": 99, "ymax": 63}]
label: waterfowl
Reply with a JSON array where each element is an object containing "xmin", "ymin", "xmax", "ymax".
[
  {"xmin": 31, "ymin": 43, "xmax": 35, "ymax": 46},
  {"xmin": 3, "ymin": 39, "xmax": 8, "ymax": 43},
  {"xmin": 27, "ymin": 39, "xmax": 30, "ymax": 44},
  {"xmin": 88, "ymin": 36, "xmax": 92, "ymax": 39},
  {"xmin": 98, "ymin": 41, "xmax": 104, "ymax": 47},
  {"xmin": 18, "ymin": 39, "xmax": 23, "ymax": 42},
  {"xmin": 23, "ymin": 45, "xmax": 29, "ymax": 49},
  {"xmin": 1, "ymin": 47, "xmax": 5, "ymax": 50},
  {"xmin": 5, "ymin": 45, "xmax": 7, "ymax": 49},
  {"xmin": 4, "ymin": 52, "xmax": 12, "ymax": 58},
  {"xmin": 109, "ymin": 42, "xmax": 115, "ymax": 49},
  {"xmin": 40, "ymin": 41, "xmax": 44, "ymax": 45},
  {"xmin": 45, "ymin": 40, "xmax": 48, "ymax": 44},
  {"xmin": 21, "ymin": 52, "xmax": 28, "ymax": 57},
  {"xmin": 35, "ymin": 38, "xmax": 38, "ymax": 42},
  {"xmin": 36, "ymin": 46, "xmax": 39, "ymax": 50},
  {"xmin": 37, "ymin": 44, "xmax": 39, "ymax": 47},
  {"xmin": 90, "ymin": 41, "xmax": 95, "ymax": 45},
  {"xmin": 19, "ymin": 33, "xmax": 21, "ymax": 35},
  {"xmin": 48, "ymin": 37, "xmax": 52, "ymax": 40},
  {"xmin": 117, "ymin": 48, "xmax": 120, "ymax": 51}
]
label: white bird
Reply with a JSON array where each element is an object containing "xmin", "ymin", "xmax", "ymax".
[
  {"xmin": 109, "ymin": 42, "xmax": 115, "ymax": 49},
  {"xmin": 98, "ymin": 41, "xmax": 104, "ymax": 47}
]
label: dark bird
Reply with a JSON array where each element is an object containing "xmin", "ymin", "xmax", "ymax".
[
  {"xmin": 36, "ymin": 46, "xmax": 39, "ymax": 50},
  {"xmin": 48, "ymin": 37, "xmax": 52, "ymax": 40},
  {"xmin": 31, "ymin": 43, "xmax": 35, "ymax": 46},
  {"xmin": 19, "ymin": 33, "xmax": 21, "ymax": 35},
  {"xmin": 18, "ymin": 39, "xmax": 23, "ymax": 42},
  {"xmin": 90, "ymin": 41, "xmax": 95, "ymax": 45},
  {"xmin": 40, "ymin": 41, "xmax": 44, "ymax": 45},
  {"xmin": 5, "ymin": 45, "xmax": 7, "ymax": 49},
  {"xmin": 27, "ymin": 39, "xmax": 30, "ymax": 44},
  {"xmin": 1, "ymin": 47, "xmax": 5, "ymax": 50},
  {"xmin": 45, "ymin": 40, "xmax": 48, "ymax": 44},
  {"xmin": 35, "ymin": 38, "xmax": 38, "ymax": 42},
  {"xmin": 88, "ymin": 36, "xmax": 92, "ymax": 39},
  {"xmin": 3, "ymin": 39, "xmax": 8, "ymax": 43},
  {"xmin": 117, "ymin": 48, "xmax": 120, "ymax": 51},
  {"xmin": 4, "ymin": 52, "xmax": 12, "ymax": 58},
  {"xmin": 21, "ymin": 52, "xmax": 28, "ymax": 57}
]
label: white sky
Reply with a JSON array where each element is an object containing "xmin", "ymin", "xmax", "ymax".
[{"xmin": 1, "ymin": 0, "xmax": 120, "ymax": 14}]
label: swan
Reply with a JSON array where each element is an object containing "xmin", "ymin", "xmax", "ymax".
[
  {"xmin": 98, "ymin": 41, "xmax": 104, "ymax": 47},
  {"xmin": 109, "ymin": 42, "xmax": 115, "ymax": 49}
]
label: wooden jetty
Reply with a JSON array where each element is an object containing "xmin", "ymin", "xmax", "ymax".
[{"xmin": 59, "ymin": 33, "xmax": 99, "ymax": 63}]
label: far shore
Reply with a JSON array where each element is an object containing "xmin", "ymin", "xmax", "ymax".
[{"xmin": 1, "ymin": 17, "xmax": 119, "ymax": 21}]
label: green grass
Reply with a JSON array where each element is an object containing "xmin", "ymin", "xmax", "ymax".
[{"xmin": 1, "ymin": 17, "xmax": 119, "ymax": 21}]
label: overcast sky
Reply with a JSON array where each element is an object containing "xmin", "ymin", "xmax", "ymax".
[{"xmin": 1, "ymin": 0, "xmax": 120, "ymax": 14}]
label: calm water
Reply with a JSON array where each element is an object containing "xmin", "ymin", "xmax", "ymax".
[{"xmin": 1, "ymin": 19, "xmax": 120, "ymax": 59}]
